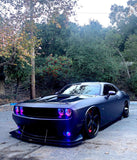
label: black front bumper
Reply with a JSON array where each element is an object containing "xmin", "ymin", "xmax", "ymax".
[
  {"xmin": 10, "ymin": 129, "xmax": 83, "ymax": 147},
  {"xmin": 11, "ymin": 113, "xmax": 83, "ymax": 146}
]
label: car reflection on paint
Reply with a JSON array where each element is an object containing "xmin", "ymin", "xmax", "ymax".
[{"xmin": 10, "ymin": 82, "xmax": 130, "ymax": 146}]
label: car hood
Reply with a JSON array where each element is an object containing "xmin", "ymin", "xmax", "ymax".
[
  {"xmin": 17, "ymin": 94, "xmax": 103, "ymax": 109},
  {"xmin": 22, "ymin": 94, "xmax": 89, "ymax": 104}
]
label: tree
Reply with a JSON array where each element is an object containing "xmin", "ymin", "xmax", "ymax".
[
  {"xmin": 0, "ymin": 20, "xmax": 32, "ymax": 95},
  {"xmin": 124, "ymin": 34, "xmax": 137, "ymax": 92},
  {"xmin": 0, "ymin": 0, "xmax": 77, "ymax": 99},
  {"xmin": 66, "ymin": 21, "xmax": 120, "ymax": 83},
  {"xmin": 36, "ymin": 54, "xmax": 72, "ymax": 93},
  {"xmin": 128, "ymin": 0, "xmax": 137, "ymax": 16},
  {"xmin": 37, "ymin": 14, "xmax": 71, "ymax": 56},
  {"xmin": 109, "ymin": 0, "xmax": 137, "ymax": 96},
  {"xmin": 124, "ymin": 34, "xmax": 137, "ymax": 62},
  {"xmin": 109, "ymin": 4, "xmax": 127, "ymax": 26},
  {"xmin": 105, "ymin": 29, "xmax": 131, "ymax": 79},
  {"xmin": 0, "ymin": 66, "xmax": 5, "ymax": 95},
  {"xmin": 109, "ymin": 0, "xmax": 137, "ymax": 27}
]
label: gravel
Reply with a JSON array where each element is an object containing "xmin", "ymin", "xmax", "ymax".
[{"xmin": 0, "ymin": 103, "xmax": 137, "ymax": 160}]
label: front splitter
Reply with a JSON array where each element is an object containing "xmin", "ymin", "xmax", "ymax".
[{"xmin": 10, "ymin": 129, "xmax": 83, "ymax": 147}]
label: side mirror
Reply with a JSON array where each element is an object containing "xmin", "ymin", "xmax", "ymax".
[
  {"xmin": 108, "ymin": 90, "xmax": 116, "ymax": 96},
  {"xmin": 105, "ymin": 90, "xmax": 116, "ymax": 99}
]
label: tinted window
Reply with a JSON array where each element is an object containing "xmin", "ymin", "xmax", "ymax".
[
  {"xmin": 61, "ymin": 84, "xmax": 101, "ymax": 96},
  {"xmin": 103, "ymin": 85, "xmax": 118, "ymax": 95}
]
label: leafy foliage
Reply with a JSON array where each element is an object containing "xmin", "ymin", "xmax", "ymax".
[
  {"xmin": 36, "ymin": 54, "xmax": 72, "ymax": 91},
  {"xmin": 109, "ymin": 0, "xmax": 137, "ymax": 96},
  {"xmin": 66, "ymin": 21, "xmax": 120, "ymax": 82},
  {"xmin": 44, "ymin": 54, "xmax": 72, "ymax": 78},
  {"xmin": 0, "ymin": 25, "xmax": 31, "ymax": 67},
  {"xmin": 37, "ymin": 14, "xmax": 71, "ymax": 56},
  {"xmin": 124, "ymin": 34, "xmax": 137, "ymax": 62},
  {"xmin": 1, "ymin": 0, "xmax": 137, "ymax": 100},
  {"xmin": 0, "ymin": 0, "xmax": 77, "ymax": 98}
]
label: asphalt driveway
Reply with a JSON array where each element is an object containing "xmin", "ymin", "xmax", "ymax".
[{"xmin": 0, "ymin": 103, "xmax": 137, "ymax": 160}]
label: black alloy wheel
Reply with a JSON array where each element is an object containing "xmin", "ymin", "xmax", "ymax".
[{"xmin": 84, "ymin": 108, "xmax": 100, "ymax": 139}]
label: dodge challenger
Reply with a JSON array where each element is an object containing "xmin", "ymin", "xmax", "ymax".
[{"xmin": 10, "ymin": 82, "xmax": 130, "ymax": 146}]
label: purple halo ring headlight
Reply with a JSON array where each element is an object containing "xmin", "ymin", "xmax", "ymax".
[
  {"xmin": 15, "ymin": 106, "xmax": 19, "ymax": 115},
  {"xmin": 65, "ymin": 108, "xmax": 72, "ymax": 117},
  {"xmin": 20, "ymin": 106, "xmax": 24, "ymax": 115},
  {"xmin": 58, "ymin": 108, "xmax": 64, "ymax": 117}
]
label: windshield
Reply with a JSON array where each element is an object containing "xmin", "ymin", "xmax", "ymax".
[{"xmin": 61, "ymin": 83, "xmax": 101, "ymax": 96}]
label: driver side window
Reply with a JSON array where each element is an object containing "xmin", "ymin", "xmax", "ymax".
[{"xmin": 103, "ymin": 85, "xmax": 117, "ymax": 95}]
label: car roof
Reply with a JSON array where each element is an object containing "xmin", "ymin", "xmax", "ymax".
[
  {"xmin": 72, "ymin": 82, "xmax": 111, "ymax": 85},
  {"xmin": 71, "ymin": 82, "xmax": 119, "ymax": 91}
]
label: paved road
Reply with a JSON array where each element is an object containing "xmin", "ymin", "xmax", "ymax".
[{"xmin": 0, "ymin": 104, "xmax": 137, "ymax": 160}]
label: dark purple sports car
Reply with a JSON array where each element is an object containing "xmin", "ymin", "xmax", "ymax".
[{"xmin": 10, "ymin": 82, "xmax": 130, "ymax": 146}]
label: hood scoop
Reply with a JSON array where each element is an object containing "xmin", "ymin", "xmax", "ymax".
[
  {"xmin": 57, "ymin": 94, "xmax": 71, "ymax": 99},
  {"xmin": 57, "ymin": 94, "xmax": 83, "ymax": 103}
]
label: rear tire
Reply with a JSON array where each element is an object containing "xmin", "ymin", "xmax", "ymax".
[
  {"xmin": 123, "ymin": 102, "xmax": 129, "ymax": 118},
  {"xmin": 84, "ymin": 108, "xmax": 100, "ymax": 139}
]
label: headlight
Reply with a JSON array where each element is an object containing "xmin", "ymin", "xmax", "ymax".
[
  {"xmin": 20, "ymin": 106, "xmax": 24, "ymax": 115},
  {"xmin": 58, "ymin": 108, "xmax": 72, "ymax": 118},
  {"xmin": 15, "ymin": 106, "xmax": 19, "ymax": 115},
  {"xmin": 58, "ymin": 108, "xmax": 64, "ymax": 117},
  {"xmin": 14, "ymin": 106, "xmax": 24, "ymax": 115},
  {"xmin": 65, "ymin": 108, "xmax": 72, "ymax": 117}
]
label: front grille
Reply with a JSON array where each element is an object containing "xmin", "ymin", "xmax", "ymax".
[
  {"xmin": 20, "ymin": 125, "xmax": 58, "ymax": 137},
  {"xmin": 23, "ymin": 107, "xmax": 58, "ymax": 119}
]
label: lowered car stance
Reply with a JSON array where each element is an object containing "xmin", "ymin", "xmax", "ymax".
[{"xmin": 10, "ymin": 82, "xmax": 130, "ymax": 146}]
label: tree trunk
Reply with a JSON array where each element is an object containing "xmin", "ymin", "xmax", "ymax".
[
  {"xmin": 0, "ymin": 80, "xmax": 5, "ymax": 95},
  {"xmin": 0, "ymin": 67, "xmax": 5, "ymax": 95},
  {"xmin": 14, "ymin": 78, "xmax": 20, "ymax": 100},
  {"xmin": 30, "ymin": 1, "xmax": 36, "ymax": 99},
  {"xmin": 30, "ymin": 47, "xmax": 36, "ymax": 99},
  {"xmin": 115, "ymin": 48, "xmax": 131, "ymax": 79}
]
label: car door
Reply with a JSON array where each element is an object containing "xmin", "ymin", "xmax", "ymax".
[{"xmin": 102, "ymin": 84, "xmax": 121, "ymax": 123}]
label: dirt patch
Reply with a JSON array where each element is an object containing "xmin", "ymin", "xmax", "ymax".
[
  {"xmin": 0, "ymin": 143, "xmax": 41, "ymax": 160},
  {"xmin": 0, "ymin": 156, "xmax": 39, "ymax": 160}
]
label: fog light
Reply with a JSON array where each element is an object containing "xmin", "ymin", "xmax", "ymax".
[
  {"xmin": 63, "ymin": 131, "xmax": 71, "ymax": 137},
  {"xmin": 66, "ymin": 131, "xmax": 71, "ymax": 137},
  {"xmin": 17, "ymin": 130, "xmax": 21, "ymax": 134}
]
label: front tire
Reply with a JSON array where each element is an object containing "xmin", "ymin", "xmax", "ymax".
[{"xmin": 84, "ymin": 108, "xmax": 100, "ymax": 139}]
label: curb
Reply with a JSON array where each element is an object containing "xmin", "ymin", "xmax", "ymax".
[
  {"xmin": 0, "ymin": 104, "xmax": 10, "ymax": 107},
  {"xmin": 0, "ymin": 103, "xmax": 16, "ymax": 107},
  {"xmin": 130, "ymin": 101, "xmax": 137, "ymax": 105}
]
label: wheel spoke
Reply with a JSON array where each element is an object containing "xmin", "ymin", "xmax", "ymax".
[
  {"xmin": 90, "ymin": 110, "xmax": 94, "ymax": 117},
  {"xmin": 93, "ymin": 114, "xmax": 99, "ymax": 121},
  {"xmin": 92, "ymin": 121, "xmax": 97, "ymax": 129},
  {"xmin": 88, "ymin": 120, "xmax": 92, "ymax": 128},
  {"xmin": 86, "ymin": 110, "xmax": 99, "ymax": 136},
  {"xmin": 87, "ymin": 113, "xmax": 92, "ymax": 120}
]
